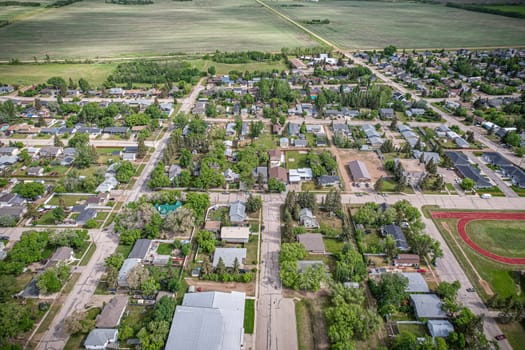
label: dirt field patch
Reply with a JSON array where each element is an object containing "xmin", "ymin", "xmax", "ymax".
[{"xmin": 185, "ymin": 278, "xmax": 255, "ymax": 296}]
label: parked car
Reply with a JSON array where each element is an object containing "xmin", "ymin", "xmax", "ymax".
[{"xmin": 466, "ymin": 287, "xmax": 476, "ymax": 292}]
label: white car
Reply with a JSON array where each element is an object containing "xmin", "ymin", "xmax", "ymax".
[{"xmin": 480, "ymin": 193, "xmax": 492, "ymax": 199}]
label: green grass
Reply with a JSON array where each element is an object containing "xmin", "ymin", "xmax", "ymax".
[
  {"xmin": 0, "ymin": 0, "xmax": 315, "ymax": 60},
  {"xmin": 35, "ymin": 210, "xmax": 56, "ymax": 225},
  {"xmin": 62, "ymin": 272, "xmax": 81, "ymax": 294},
  {"xmin": 245, "ymin": 234, "xmax": 258, "ymax": 265},
  {"xmin": 119, "ymin": 305, "xmax": 151, "ymax": 341},
  {"xmin": 432, "ymin": 217, "xmax": 525, "ymax": 302},
  {"xmin": 286, "ymin": 150, "xmax": 308, "ymax": 169},
  {"xmin": 295, "ymin": 299, "xmax": 315, "ymax": 350},
  {"xmin": 511, "ymin": 185, "xmax": 525, "ymax": 197},
  {"xmin": 156, "ymin": 243, "xmax": 173, "ymax": 255},
  {"xmin": 477, "ymin": 186, "xmax": 505, "ymax": 197},
  {"xmin": 189, "ymin": 58, "xmax": 287, "ymax": 75},
  {"xmin": 397, "ymin": 323, "xmax": 428, "ymax": 337},
  {"xmin": 323, "ymin": 237, "xmax": 344, "ymax": 254},
  {"xmin": 244, "ymin": 299, "xmax": 255, "ymax": 334},
  {"xmin": 273, "ymin": 0, "xmax": 525, "ymax": 49},
  {"xmin": 498, "ymin": 321, "xmax": 525, "ymax": 350},
  {"xmin": 64, "ymin": 307, "xmax": 101, "ymax": 350},
  {"xmin": 96, "ymin": 147, "xmax": 123, "ymax": 154},
  {"xmin": 35, "ymin": 303, "xmax": 61, "ymax": 336},
  {"xmin": 116, "ymin": 244, "xmax": 132, "ymax": 258},
  {"xmin": 466, "ymin": 220, "xmax": 525, "ymax": 259},
  {"xmin": 482, "ymin": 4, "xmax": 525, "ymax": 16},
  {"xmin": 79, "ymin": 243, "xmax": 96, "ymax": 266},
  {"xmin": 48, "ymin": 194, "xmax": 90, "ymax": 206}
]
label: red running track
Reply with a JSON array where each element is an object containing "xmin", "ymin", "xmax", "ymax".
[{"xmin": 432, "ymin": 211, "xmax": 525, "ymax": 265}]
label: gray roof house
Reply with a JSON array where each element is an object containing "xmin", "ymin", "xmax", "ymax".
[
  {"xmin": 27, "ymin": 166, "xmax": 44, "ymax": 177},
  {"xmin": 401, "ymin": 272, "xmax": 430, "ymax": 293},
  {"xmin": 84, "ymin": 328, "xmax": 118, "ymax": 350},
  {"xmin": 317, "ymin": 175, "xmax": 340, "ymax": 187},
  {"xmin": 288, "ymin": 122, "xmax": 301, "ymax": 136},
  {"xmin": 213, "ymin": 248, "xmax": 247, "ymax": 268},
  {"xmin": 229, "ymin": 201, "xmax": 247, "ymax": 224},
  {"xmin": 482, "ymin": 152, "xmax": 511, "ymax": 167},
  {"xmin": 128, "ymin": 239, "xmax": 152, "ymax": 259},
  {"xmin": 379, "ymin": 108, "xmax": 395, "ymax": 119},
  {"xmin": 413, "ymin": 150, "xmax": 440, "ymax": 165},
  {"xmin": 48, "ymin": 247, "xmax": 75, "ymax": 264},
  {"xmin": 96, "ymin": 296, "xmax": 129, "ymax": 328},
  {"xmin": 382, "ymin": 225, "xmax": 409, "ymax": 251},
  {"xmin": 118, "ymin": 258, "xmax": 142, "ymax": 287},
  {"xmin": 165, "ymin": 291, "xmax": 246, "ymax": 350},
  {"xmin": 76, "ymin": 207, "xmax": 97, "ymax": 226},
  {"xmin": 252, "ymin": 166, "xmax": 268, "ymax": 184},
  {"xmin": 455, "ymin": 137, "xmax": 470, "ymax": 149},
  {"xmin": 410, "ymin": 294, "xmax": 447, "ymax": 320},
  {"xmin": 299, "ymin": 208, "xmax": 319, "ymax": 229},
  {"xmin": 298, "ymin": 233, "xmax": 326, "ymax": 254},
  {"xmin": 500, "ymin": 164, "xmax": 525, "ymax": 188},
  {"xmin": 427, "ymin": 320, "xmax": 454, "ymax": 338}
]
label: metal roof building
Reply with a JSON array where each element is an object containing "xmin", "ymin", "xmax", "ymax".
[
  {"xmin": 128, "ymin": 239, "xmax": 152, "ymax": 259},
  {"xmin": 410, "ymin": 294, "xmax": 447, "ymax": 320},
  {"xmin": 347, "ymin": 160, "xmax": 371, "ymax": 182},
  {"xmin": 213, "ymin": 248, "xmax": 247, "ymax": 268},
  {"xmin": 165, "ymin": 291, "xmax": 246, "ymax": 350},
  {"xmin": 401, "ymin": 272, "xmax": 430, "ymax": 293},
  {"xmin": 95, "ymin": 296, "xmax": 129, "ymax": 328},
  {"xmin": 427, "ymin": 320, "xmax": 454, "ymax": 338}
]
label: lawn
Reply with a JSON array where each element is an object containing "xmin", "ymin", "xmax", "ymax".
[
  {"xmin": 397, "ymin": 323, "xmax": 428, "ymax": 337},
  {"xmin": 35, "ymin": 210, "xmax": 56, "ymax": 225},
  {"xmin": 244, "ymin": 299, "xmax": 255, "ymax": 334},
  {"xmin": 48, "ymin": 194, "xmax": 90, "ymax": 206},
  {"xmin": 294, "ymin": 295, "xmax": 329, "ymax": 350},
  {"xmin": 116, "ymin": 244, "xmax": 132, "ymax": 258},
  {"xmin": 498, "ymin": 321, "xmax": 525, "ymax": 350},
  {"xmin": 0, "ymin": 0, "xmax": 316, "ymax": 60},
  {"xmin": 286, "ymin": 150, "xmax": 308, "ymax": 169},
  {"xmin": 157, "ymin": 243, "xmax": 173, "ymax": 255},
  {"xmin": 295, "ymin": 299, "xmax": 315, "ymax": 350},
  {"xmin": 323, "ymin": 237, "xmax": 344, "ymax": 254},
  {"xmin": 481, "ymin": 4, "xmax": 525, "ymax": 16},
  {"xmin": 64, "ymin": 307, "xmax": 102, "ymax": 350},
  {"xmin": 466, "ymin": 220, "xmax": 525, "ymax": 259},
  {"xmin": 245, "ymin": 234, "xmax": 258, "ymax": 265},
  {"xmin": 79, "ymin": 243, "xmax": 96, "ymax": 266},
  {"xmin": 273, "ymin": 0, "xmax": 525, "ymax": 49},
  {"xmin": 432, "ymin": 216, "xmax": 525, "ymax": 301}
]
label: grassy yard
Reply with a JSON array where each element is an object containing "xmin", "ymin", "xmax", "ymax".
[
  {"xmin": 79, "ymin": 243, "xmax": 96, "ymax": 266},
  {"xmin": 295, "ymin": 299, "xmax": 315, "ymax": 350},
  {"xmin": 294, "ymin": 295, "xmax": 329, "ymax": 350},
  {"xmin": 244, "ymin": 299, "xmax": 255, "ymax": 334},
  {"xmin": 116, "ymin": 244, "xmax": 132, "ymax": 258},
  {"xmin": 64, "ymin": 307, "xmax": 102, "ymax": 350},
  {"xmin": 286, "ymin": 151, "xmax": 308, "ymax": 169},
  {"xmin": 274, "ymin": 0, "xmax": 525, "ymax": 49},
  {"xmin": 323, "ymin": 237, "xmax": 344, "ymax": 254},
  {"xmin": 0, "ymin": 0, "xmax": 315, "ymax": 60},
  {"xmin": 48, "ymin": 194, "xmax": 91, "ymax": 206},
  {"xmin": 245, "ymin": 234, "xmax": 258, "ymax": 265},
  {"xmin": 432, "ymin": 217, "xmax": 525, "ymax": 301},
  {"xmin": 477, "ymin": 186, "xmax": 505, "ymax": 197},
  {"xmin": 397, "ymin": 323, "xmax": 428, "ymax": 337},
  {"xmin": 157, "ymin": 243, "xmax": 173, "ymax": 255},
  {"xmin": 466, "ymin": 220, "xmax": 525, "ymax": 259},
  {"xmin": 498, "ymin": 321, "xmax": 525, "ymax": 350},
  {"xmin": 35, "ymin": 210, "xmax": 56, "ymax": 225}
]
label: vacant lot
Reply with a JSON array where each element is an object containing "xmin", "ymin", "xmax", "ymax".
[
  {"xmin": 274, "ymin": 0, "xmax": 525, "ymax": 49},
  {"xmin": 466, "ymin": 220, "xmax": 525, "ymax": 259},
  {"xmin": 0, "ymin": 0, "xmax": 316, "ymax": 60}
]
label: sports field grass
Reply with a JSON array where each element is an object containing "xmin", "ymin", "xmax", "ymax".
[
  {"xmin": 431, "ymin": 217, "xmax": 525, "ymax": 301},
  {"xmin": 0, "ymin": 0, "xmax": 316, "ymax": 60},
  {"xmin": 273, "ymin": 0, "xmax": 525, "ymax": 49},
  {"xmin": 466, "ymin": 220, "xmax": 525, "ymax": 259}
]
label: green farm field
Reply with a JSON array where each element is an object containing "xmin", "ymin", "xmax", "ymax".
[
  {"xmin": 273, "ymin": 0, "xmax": 525, "ymax": 49},
  {"xmin": 484, "ymin": 5, "xmax": 525, "ymax": 16},
  {"xmin": 466, "ymin": 220, "xmax": 525, "ymax": 259},
  {"xmin": 0, "ymin": 0, "xmax": 53, "ymax": 22},
  {"xmin": 0, "ymin": 0, "xmax": 316, "ymax": 60}
]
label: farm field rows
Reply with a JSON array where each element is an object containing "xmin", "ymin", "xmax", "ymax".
[
  {"xmin": 272, "ymin": 0, "xmax": 525, "ymax": 49},
  {"xmin": 0, "ymin": 0, "xmax": 316, "ymax": 60}
]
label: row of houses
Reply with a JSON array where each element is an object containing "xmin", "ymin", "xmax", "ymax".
[
  {"xmin": 445, "ymin": 151, "xmax": 492, "ymax": 189},
  {"xmin": 482, "ymin": 152, "xmax": 525, "ymax": 188}
]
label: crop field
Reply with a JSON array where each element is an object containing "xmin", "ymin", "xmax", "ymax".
[
  {"xmin": 0, "ymin": 0, "xmax": 52, "ymax": 22},
  {"xmin": 0, "ymin": 0, "xmax": 316, "ymax": 60},
  {"xmin": 273, "ymin": 1, "xmax": 525, "ymax": 49}
]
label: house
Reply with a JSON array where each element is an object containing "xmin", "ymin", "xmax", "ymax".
[
  {"xmin": 103, "ymin": 126, "xmax": 129, "ymax": 135},
  {"xmin": 455, "ymin": 164, "xmax": 492, "ymax": 188},
  {"xmin": 48, "ymin": 247, "xmax": 75, "ymax": 264},
  {"xmin": 269, "ymin": 166, "xmax": 288, "ymax": 184},
  {"xmin": 268, "ymin": 150, "xmax": 284, "ymax": 167},
  {"xmin": 84, "ymin": 329, "xmax": 118, "ymax": 350},
  {"xmin": 77, "ymin": 127, "xmax": 102, "ymax": 135},
  {"xmin": 128, "ymin": 239, "xmax": 152, "ymax": 260},
  {"xmin": 252, "ymin": 167, "xmax": 268, "ymax": 184},
  {"xmin": 229, "ymin": 201, "xmax": 247, "ymax": 224},
  {"xmin": 455, "ymin": 137, "xmax": 469, "ymax": 149},
  {"xmin": 297, "ymin": 260, "xmax": 325, "ymax": 273},
  {"xmin": 0, "ymin": 206, "xmax": 26, "ymax": 221},
  {"xmin": 165, "ymin": 291, "xmax": 246, "ymax": 350},
  {"xmin": 315, "ymin": 134, "xmax": 328, "ymax": 147},
  {"xmin": 293, "ymin": 139, "xmax": 308, "ymax": 148},
  {"xmin": 27, "ymin": 167, "xmax": 44, "ymax": 177},
  {"xmin": 379, "ymin": 108, "xmax": 395, "ymax": 119},
  {"xmin": 500, "ymin": 165, "xmax": 525, "ymax": 188},
  {"xmin": 220, "ymin": 226, "xmax": 250, "ymax": 243},
  {"xmin": 427, "ymin": 320, "xmax": 454, "ymax": 338},
  {"xmin": 0, "ymin": 193, "xmax": 25, "ymax": 207},
  {"xmin": 95, "ymin": 296, "xmax": 129, "ymax": 328},
  {"xmin": 118, "ymin": 258, "xmax": 142, "ymax": 287},
  {"xmin": 225, "ymin": 123, "xmax": 236, "ymax": 136},
  {"xmin": 413, "ymin": 150, "xmax": 440, "ymax": 165},
  {"xmin": 168, "ymin": 164, "xmax": 183, "ymax": 182},
  {"xmin": 95, "ymin": 174, "xmax": 119, "ymax": 193},
  {"xmin": 393, "ymin": 254, "xmax": 420, "ymax": 267},
  {"xmin": 288, "ymin": 122, "xmax": 301, "ymax": 136},
  {"xmin": 482, "ymin": 152, "xmax": 511, "ymax": 167},
  {"xmin": 317, "ymin": 175, "xmax": 340, "ymax": 187},
  {"xmin": 108, "ymin": 87, "xmax": 125, "ymax": 96},
  {"xmin": 76, "ymin": 207, "xmax": 97, "ymax": 226},
  {"xmin": 223, "ymin": 168, "xmax": 240, "ymax": 183},
  {"xmin": 298, "ymin": 233, "xmax": 326, "ymax": 254},
  {"xmin": 204, "ymin": 220, "xmax": 221, "ymax": 234},
  {"xmin": 299, "ymin": 208, "xmax": 319, "ymax": 228},
  {"xmin": 305, "ymin": 124, "xmax": 323, "ymax": 134},
  {"xmin": 39, "ymin": 146, "xmax": 62, "ymax": 158},
  {"xmin": 272, "ymin": 123, "xmax": 283, "ymax": 135},
  {"xmin": 213, "ymin": 248, "xmax": 247, "ymax": 268},
  {"xmin": 332, "ymin": 123, "xmax": 350, "ymax": 135},
  {"xmin": 401, "ymin": 272, "xmax": 430, "ymax": 293},
  {"xmin": 279, "ymin": 137, "xmax": 289, "ymax": 148},
  {"xmin": 288, "ymin": 168, "xmax": 313, "ymax": 183},
  {"xmin": 86, "ymin": 193, "xmax": 109, "ymax": 206},
  {"xmin": 410, "ymin": 294, "xmax": 447, "ymax": 320},
  {"xmin": 382, "ymin": 224, "xmax": 409, "ymax": 251},
  {"xmin": 0, "ymin": 156, "xmax": 18, "ymax": 165},
  {"xmin": 0, "ymin": 147, "xmax": 19, "ymax": 157},
  {"xmin": 122, "ymin": 152, "xmax": 136, "ymax": 161},
  {"xmin": 347, "ymin": 160, "xmax": 371, "ymax": 182}
]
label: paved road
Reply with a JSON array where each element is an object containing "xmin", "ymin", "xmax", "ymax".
[
  {"xmin": 36, "ymin": 229, "xmax": 119, "ymax": 350},
  {"xmin": 256, "ymin": 197, "xmax": 298, "ymax": 350}
]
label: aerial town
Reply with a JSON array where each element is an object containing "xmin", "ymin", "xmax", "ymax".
[{"xmin": 0, "ymin": 1, "xmax": 524, "ymax": 350}]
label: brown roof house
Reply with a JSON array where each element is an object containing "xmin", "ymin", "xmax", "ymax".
[
  {"xmin": 204, "ymin": 220, "xmax": 222, "ymax": 234},
  {"xmin": 95, "ymin": 295, "xmax": 129, "ymax": 328},
  {"xmin": 268, "ymin": 150, "xmax": 284, "ymax": 167},
  {"xmin": 298, "ymin": 233, "xmax": 326, "ymax": 254},
  {"xmin": 393, "ymin": 254, "xmax": 420, "ymax": 267},
  {"xmin": 269, "ymin": 166, "xmax": 288, "ymax": 184}
]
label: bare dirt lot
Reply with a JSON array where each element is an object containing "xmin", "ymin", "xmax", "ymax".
[
  {"xmin": 185, "ymin": 278, "xmax": 255, "ymax": 296},
  {"xmin": 335, "ymin": 149, "xmax": 387, "ymax": 191}
]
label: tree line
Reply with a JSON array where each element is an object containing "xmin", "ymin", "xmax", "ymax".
[{"xmin": 208, "ymin": 51, "xmax": 283, "ymax": 64}]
